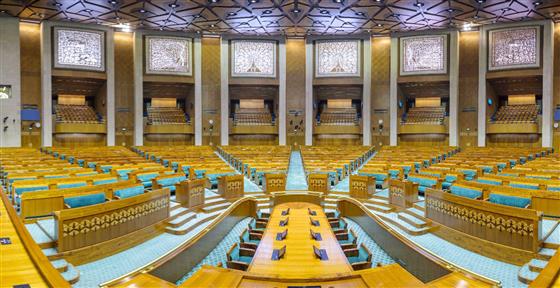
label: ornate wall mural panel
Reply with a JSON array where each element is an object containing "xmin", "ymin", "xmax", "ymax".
[
  {"xmin": 400, "ymin": 35, "xmax": 447, "ymax": 76},
  {"xmin": 315, "ymin": 40, "xmax": 360, "ymax": 77},
  {"xmin": 145, "ymin": 36, "xmax": 192, "ymax": 75},
  {"xmin": 489, "ymin": 26, "xmax": 540, "ymax": 71},
  {"xmin": 54, "ymin": 27, "xmax": 105, "ymax": 71},
  {"xmin": 231, "ymin": 40, "xmax": 276, "ymax": 78}
]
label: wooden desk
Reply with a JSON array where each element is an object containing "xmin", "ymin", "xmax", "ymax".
[{"xmin": 248, "ymin": 202, "xmax": 352, "ymax": 278}]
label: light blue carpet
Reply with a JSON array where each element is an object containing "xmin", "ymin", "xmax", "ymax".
[
  {"xmin": 175, "ymin": 217, "xmax": 252, "ymax": 285},
  {"xmin": 380, "ymin": 220, "xmax": 523, "ymax": 287},
  {"xmin": 286, "ymin": 150, "xmax": 308, "ymax": 190},
  {"xmin": 74, "ymin": 220, "xmax": 214, "ymax": 287},
  {"xmin": 344, "ymin": 218, "xmax": 395, "ymax": 266}
]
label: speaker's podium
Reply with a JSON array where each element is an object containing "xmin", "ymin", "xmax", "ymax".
[
  {"xmin": 263, "ymin": 173, "xmax": 286, "ymax": 194},
  {"xmin": 308, "ymin": 173, "xmax": 329, "ymax": 194},
  {"xmin": 389, "ymin": 179, "xmax": 419, "ymax": 208},
  {"xmin": 218, "ymin": 174, "xmax": 244, "ymax": 200},
  {"xmin": 175, "ymin": 178, "xmax": 206, "ymax": 209},
  {"xmin": 349, "ymin": 175, "xmax": 376, "ymax": 199}
]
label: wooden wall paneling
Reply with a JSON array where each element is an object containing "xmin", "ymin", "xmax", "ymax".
[
  {"xmin": 201, "ymin": 37, "xmax": 221, "ymax": 145},
  {"xmin": 20, "ymin": 23, "xmax": 42, "ymax": 148},
  {"xmin": 286, "ymin": 39, "xmax": 306, "ymax": 146},
  {"xmin": 114, "ymin": 32, "xmax": 134, "ymax": 147},
  {"xmin": 553, "ymin": 23, "xmax": 560, "ymax": 151},
  {"xmin": 458, "ymin": 31, "xmax": 479, "ymax": 148},
  {"xmin": 371, "ymin": 37, "xmax": 391, "ymax": 148}
]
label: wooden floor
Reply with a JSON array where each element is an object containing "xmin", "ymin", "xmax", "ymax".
[
  {"xmin": 0, "ymin": 193, "xmax": 49, "ymax": 288},
  {"xmin": 247, "ymin": 202, "xmax": 353, "ymax": 278}
]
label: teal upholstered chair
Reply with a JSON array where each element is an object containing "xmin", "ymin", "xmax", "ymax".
[
  {"xmin": 337, "ymin": 228, "xmax": 357, "ymax": 250},
  {"xmin": 239, "ymin": 228, "xmax": 261, "ymax": 250},
  {"xmin": 64, "ymin": 193, "xmax": 106, "ymax": 209},
  {"xmin": 93, "ymin": 178, "xmax": 118, "ymax": 185},
  {"xmin": 226, "ymin": 243, "xmax": 254, "ymax": 271},
  {"xmin": 344, "ymin": 243, "xmax": 372, "ymax": 270},
  {"xmin": 57, "ymin": 182, "xmax": 87, "ymax": 189},
  {"xmin": 476, "ymin": 178, "xmax": 502, "ymax": 186},
  {"xmin": 509, "ymin": 182, "xmax": 539, "ymax": 190},
  {"xmin": 488, "ymin": 193, "xmax": 531, "ymax": 208}
]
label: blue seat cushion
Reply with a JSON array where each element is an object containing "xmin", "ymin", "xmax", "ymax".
[
  {"xmin": 93, "ymin": 178, "xmax": 118, "ymax": 185},
  {"xmin": 450, "ymin": 186, "xmax": 482, "ymax": 199},
  {"xmin": 157, "ymin": 176, "xmax": 187, "ymax": 187},
  {"xmin": 15, "ymin": 185, "xmax": 49, "ymax": 196},
  {"xmin": 489, "ymin": 194, "xmax": 530, "ymax": 208},
  {"xmin": 114, "ymin": 186, "xmax": 144, "ymax": 199},
  {"xmin": 44, "ymin": 175, "xmax": 68, "ymax": 179},
  {"xmin": 509, "ymin": 182, "xmax": 539, "ymax": 190},
  {"xmin": 477, "ymin": 179, "xmax": 501, "ymax": 185},
  {"xmin": 408, "ymin": 177, "xmax": 436, "ymax": 188},
  {"xmin": 58, "ymin": 182, "xmax": 87, "ymax": 189},
  {"xmin": 64, "ymin": 193, "xmax": 106, "ymax": 208},
  {"xmin": 137, "ymin": 173, "xmax": 158, "ymax": 182},
  {"xmin": 548, "ymin": 186, "xmax": 560, "ymax": 192}
]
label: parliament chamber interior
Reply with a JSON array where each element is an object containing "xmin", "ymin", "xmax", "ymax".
[{"xmin": 1, "ymin": 1, "xmax": 560, "ymax": 287}]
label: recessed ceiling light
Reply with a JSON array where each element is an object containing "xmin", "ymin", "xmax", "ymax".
[
  {"xmin": 333, "ymin": 0, "xmax": 343, "ymax": 3},
  {"xmin": 240, "ymin": 22, "xmax": 248, "ymax": 25},
  {"xmin": 169, "ymin": 3, "xmax": 179, "ymax": 8},
  {"xmin": 227, "ymin": 12, "xmax": 237, "ymax": 16},
  {"xmin": 139, "ymin": 8, "xmax": 146, "ymax": 13},
  {"xmin": 447, "ymin": 8, "xmax": 455, "ymax": 12},
  {"xmin": 196, "ymin": 30, "xmax": 201, "ymax": 34},
  {"xmin": 114, "ymin": 16, "xmax": 121, "ymax": 20},
  {"xmin": 414, "ymin": 2, "xmax": 424, "ymax": 8},
  {"xmin": 263, "ymin": 10, "xmax": 272, "ymax": 14},
  {"xmin": 208, "ymin": 0, "xmax": 219, "ymax": 3},
  {"xmin": 292, "ymin": 8, "xmax": 301, "ymax": 13},
  {"xmin": 476, "ymin": 0, "xmax": 485, "ymax": 3},
  {"xmin": 473, "ymin": 14, "xmax": 480, "ymax": 19},
  {"xmin": 374, "ymin": 0, "xmax": 381, "ymax": 2},
  {"xmin": 355, "ymin": 11, "xmax": 365, "ymax": 16},
  {"xmin": 320, "ymin": 10, "xmax": 329, "ymax": 14},
  {"xmin": 1, "ymin": 10, "xmax": 6, "ymax": 13},
  {"xmin": 376, "ymin": 23, "xmax": 382, "ymax": 27},
  {"xmin": 54, "ymin": 2, "xmax": 62, "ymax": 7},
  {"xmin": 85, "ymin": 9, "xmax": 92, "ymax": 12},
  {"xmin": 109, "ymin": 0, "xmax": 117, "ymax": 4},
  {"xmin": 194, "ymin": 14, "xmax": 201, "ymax": 18},
  {"xmin": 210, "ymin": 24, "xmax": 215, "ymax": 27},
  {"xmin": 249, "ymin": 0, "xmax": 259, "ymax": 3},
  {"xmin": 533, "ymin": 1, "xmax": 542, "ymax": 5}
]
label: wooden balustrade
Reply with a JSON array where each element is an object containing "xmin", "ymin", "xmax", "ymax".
[{"xmin": 54, "ymin": 188, "xmax": 170, "ymax": 252}]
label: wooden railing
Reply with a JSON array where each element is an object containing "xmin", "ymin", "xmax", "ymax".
[{"xmin": 54, "ymin": 189, "xmax": 170, "ymax": 252}]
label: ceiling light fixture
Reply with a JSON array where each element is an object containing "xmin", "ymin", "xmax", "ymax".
[
  {"xmin": 320, "ymin": 10, "xmax": 329, "ymax": 14},
  {"xmin": 447, "ymin": 8, "xmax": 455, "ymax": 12},
  {"xmin": 249, "ymin": 0, "xmax": 259, "ymax": 4},
  {"xmin": 333, "ymin": 0, "xmax": 343, "ymax": 3},
  {"xmin": 194, "ymin": 14, "xmax": 201, "ymax": 18},
  {"xmin": 462, "ymin": 22, "xmax": 472, "ymax": 31},
  {"xmin": 263, "ymin": 10, "xmax": 272, "ymax": 14},
  {"xmin": 210, "ymin": 24, "xmax": 215, "ymax": 27},
  {"xmin": 476, "ymin": 0, "xmax": 485, "ymax": 3},
  {"xmin": 414, "ymin": 2, "xmax": 424, "ymax": 8},
  {"xmin": 109, "ymin": 0, "xmax": 117, "ymax": 4},
  {"xmin": 169, "ymin": 3, "xmax": 179, "ymax": 8},
  {"xmin": 227, "ymin": 12, "xmax": 237, "ymax": 16},
  {"xmin": 376, "ymin": 23, "xmax": 382, "ymax": 27},
  {"xmin": 355, "ymin": 11, "xmax": 365, "ymax": 16},
  {"xmin": 292, "ymin": 7, "xmax": 301, "ymax": 13},
  {"xmin": 533, "ymin": 1, "xmax": 542, "ymax": 5},
  {"xmin": 139, "ymin": 8, "xmax": 146, "ymax": 13},
  {"xmin": 85, "ymin": 9, "xmax": 92, "ymax": 12}
]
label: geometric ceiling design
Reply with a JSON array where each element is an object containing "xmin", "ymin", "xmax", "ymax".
[{"xmin": 1, "ymin": 0, "xmax": 559, "ymax": 37}]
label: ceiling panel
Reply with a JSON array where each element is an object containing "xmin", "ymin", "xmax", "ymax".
[{"xmin": 0, "ymin": 0, "xmax": 558, "ymax": 36}]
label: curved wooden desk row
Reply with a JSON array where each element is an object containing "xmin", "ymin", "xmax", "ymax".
[
  {"xmin": 424, "ymin": 188, "xmax": 542, "ymax": 265},
  {"xmin": 0, "ymin": 188, "xmax": 69, "ymax": 288}
]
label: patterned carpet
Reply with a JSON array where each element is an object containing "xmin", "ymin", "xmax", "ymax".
[
  {"xmin": 176, "ymin": 217, "xmax": 252, "ymax": 285},
  {"xmin": 344, "ymin": 218, "xmax": 395, "ymax": 266}
]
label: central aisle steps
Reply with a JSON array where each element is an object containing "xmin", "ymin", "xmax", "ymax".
[{"xmin": 285, "ymin": 150, "xmax": 308, "ymax": 191}]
